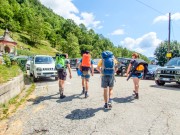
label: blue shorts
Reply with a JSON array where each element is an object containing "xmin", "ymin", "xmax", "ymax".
[
  {"xmin": 81, "ymin": 71, "xmax": 90, "ymax": 81},
  {"xmin": 131, "ymin": 73, "xmax": 143, "ymax": 79}
]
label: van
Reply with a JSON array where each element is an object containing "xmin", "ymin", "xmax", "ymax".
[{"xmin": 30, "ymin": 55, "xmax": 58, "ymax": 82}]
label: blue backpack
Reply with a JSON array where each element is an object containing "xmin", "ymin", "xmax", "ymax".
[{"xmin": 101, "ymin": 51, "xmax": 114, "ymax": 75}]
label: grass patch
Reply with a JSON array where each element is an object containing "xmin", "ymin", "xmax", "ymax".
[
  {"xmin": 0, "ymin": 83, "xmax": 36, "ymax": 120},
  {"xmin": 0, "ymin": 29, "xmax": 58, "ymax": 56},
  {"xmin": 0, "ymin": 65, "xmax": 22, "ymax": 84}
]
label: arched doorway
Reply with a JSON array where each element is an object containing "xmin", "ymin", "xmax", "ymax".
[{"xmin": 5, "ymin": 46, "xmax": 10, "ymax": 53}]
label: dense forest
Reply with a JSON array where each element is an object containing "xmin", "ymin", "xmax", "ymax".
[{"xmin": 0, "ymin": 0, "xmax": 149, "ymax": 61}]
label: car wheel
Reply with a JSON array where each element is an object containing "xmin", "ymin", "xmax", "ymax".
[
  {"xmin": 55, "ymin": 77, "xmax": 58, "ymax": 81},
  {"xmin": 155, "ymin": 80, "xmax": 165, "ymax": 86},
  {"xmin": 116, "ymin": 72, "xmax": 120, "ymax": 75},
  {"xmin": 33, "ymin": 74, "xmax": 37, "ymax": 82},
  {"xmin": 121, "ymin": 69, "xmax": 125, "ymax": 76},
  {"xmin": 176, "ymin": 82, "xmax": 180, "ymax": 85},
  {"xmin": 30, "ymin": 72, "xmax": 33, "ymax": 77}
]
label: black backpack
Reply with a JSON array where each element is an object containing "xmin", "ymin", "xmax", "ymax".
[{"xmin": 127, "ymin": 59, "xmax": 148, "ymax": 81}]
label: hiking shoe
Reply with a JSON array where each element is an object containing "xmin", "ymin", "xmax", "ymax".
[
  {"xmin": 85, "ymin": 91, "xmax": 89, "ymax": 98},
  {"xmin": 108, "ymin": 99, "xmax": 113, "ymax": 104},
  {"xmin": 60, "ymin": 94, "xmax": 66, "ymax": 99},
  {"xmin": 104, "ymin": 104, "xmax": 109, "ymax": 110},
  {"xmin": 108, "ymin": 99, "xmax": 113, "ymax": 108},
  {"xmin": 134, "ymin": 93, "xmax": 139, "ymax": 99}
]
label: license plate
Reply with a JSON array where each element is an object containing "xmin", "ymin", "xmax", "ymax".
[
  {"xmin": 161, "ymin": 78, "xmax": 170, "ymax": 81},
  {"xmin": 45, "ymin": 75, "xmax": 51, "ymax": 77}
]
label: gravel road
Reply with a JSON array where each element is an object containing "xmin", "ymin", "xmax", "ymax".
[{"xmin": 1, "ymin": 70, "xmax": 180, "ymax": 135}]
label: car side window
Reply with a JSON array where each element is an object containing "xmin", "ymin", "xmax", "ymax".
[{"xmin": 177, "ymin": 60, "xmax": 180, "ymax": 66}]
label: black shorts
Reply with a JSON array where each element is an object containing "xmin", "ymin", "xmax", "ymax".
[{"xmin": 58, "ymin": 71, "xmax": 67, "ymax": 80}]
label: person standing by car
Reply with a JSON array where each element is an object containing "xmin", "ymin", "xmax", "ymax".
[
  {"xmin": 96, "ymin": 51, "xmax": 118, "ymax": 109},
  {"xmin": 79, "ymin": 50, "xmax": 94, "ymax": 98},
  {"xmin": 126, "ymin": 53, "xmax": 148, "ymax": 99},
  {"xmin": 55, "ymin": 53, "xmax": 72, "ymax": 99}
]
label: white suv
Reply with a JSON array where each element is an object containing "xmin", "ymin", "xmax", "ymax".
[{"xmin": 30, "ymin": 55, "xmax": 58, "ymax": 82}]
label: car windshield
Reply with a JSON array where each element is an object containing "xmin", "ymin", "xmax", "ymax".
[
  {"xmin": 165, "ymin": 57, "xmax": 180, "ymax": 66},
  {"xmin": 35, "ymin": 56, "xmax": 54, "ymax": 64},
  {"xmin": 148, "ymin": 65, "xmax": 158, "ymax": 70},
  {"xmin": 117, "ymin": 58, "xmax": 131, "ymax": 64},
  {"xmin": 93, "ymin": 59, "xmax": 100, "ymax": 65}
]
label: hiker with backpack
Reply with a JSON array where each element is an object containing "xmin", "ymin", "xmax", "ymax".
[
  {"xmin": 79, "ymin": 50, "xmax": 94, "ymax": 98},
  {"xmin": 96, "ymin": 51, "xmax": 118, "ymax": 109},
  {"xmin": 126, "ymin": 53, "xmax": 148, "ymax": 99},
  {"xmin": 55, "ymin": 53, "xmax": 72, "ymax": 99}
]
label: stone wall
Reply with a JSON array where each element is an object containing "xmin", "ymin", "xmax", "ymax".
[{"xmin": 0, "ymin": 73, "xmax": 24, "ymax": 104}]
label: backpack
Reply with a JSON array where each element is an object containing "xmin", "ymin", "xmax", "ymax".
[
  {"xmin": 55, "ymin": 54, "xmax": 66, "ymax": 71},
  {"xmin": 131, "ymin": 59, "xmax": 147, "ymax": 73},
  {"xmin": 101, "ymin": 51, "xmax": 114, "ymax": 75},
  {"xmin": 81, "ymin": 53, "xmax": 91, "ymax": 71},
  {"xmin": 127, "ymin": 59, "xmax": 148, "ymax": 80}
]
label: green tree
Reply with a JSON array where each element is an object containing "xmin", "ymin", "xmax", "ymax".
[
  {"xmin": 61, "ymin": 33, "xmax": 80, "ymax": 58},
  {"xmin": 154, "ymin": 41, "xmax": 180, "ymax": 66},
  {"xmin": 27, "ymin": 16, "xmax": 45, "ymax": 45}
]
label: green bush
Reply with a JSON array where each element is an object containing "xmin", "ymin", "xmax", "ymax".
[{"xmin": 2, "ymin": 54, "xmax": 11, "ymax": 67}]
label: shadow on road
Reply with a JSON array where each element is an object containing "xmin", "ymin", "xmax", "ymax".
[
  {"xmin": 56, "ymin": 94, "xmax": 83, "ymax": 103},
  {"xmin": 113, "ymin": 96, "xmax": 135, "ymax": 103},
  {"xmin": 65, "ymin": 107, "xmax": 102, "ymax": 120},
  {"xmin": 27, "ymin": 93, "xmax": 59, "ymax": 104},
  {"xmin": 150, "ymin": 84, "xmax": 180, "ymax": 91}
]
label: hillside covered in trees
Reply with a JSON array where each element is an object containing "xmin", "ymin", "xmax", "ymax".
[{"xmin": 0, "ymin": 0, "xmax": 149, "ymax": 61}]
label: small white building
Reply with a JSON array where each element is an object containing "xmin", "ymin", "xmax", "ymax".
[{"xmin": 0, "ymin": 29, "xmax": 17, "ymax": 55}]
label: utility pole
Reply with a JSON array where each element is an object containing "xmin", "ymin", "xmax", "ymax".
[{"xmin": 168, "ymin": 12, "xmax": 171, "ymax": 53}]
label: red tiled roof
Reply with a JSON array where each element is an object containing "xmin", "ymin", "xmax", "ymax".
[{"xmin": 0, "ymin": 29, "xmax": 17, "ymax": 45}]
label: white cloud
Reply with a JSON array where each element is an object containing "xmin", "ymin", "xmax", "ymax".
[
  {"xmin": 153, "ymin": 12, "xmax": 180, "ymax": 23},
  {"xmin": 120, "ymin": 32, "xmax": 162, "ymax": 57},
  {"xmin": 111, "ymin": 29, "xmax": 124, "ymax": 35},
  {"xmin": 40, "ymin": 0, "xmax": 102, "ymax": 29}
]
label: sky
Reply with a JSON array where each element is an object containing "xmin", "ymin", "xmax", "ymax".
[{"xmin": 39, "ymin": 0, "xmax": 180, "ymax": 57}]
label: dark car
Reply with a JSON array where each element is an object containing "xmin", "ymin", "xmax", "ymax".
[
  {"xmin": 155, "ymin": 57, "xmax": 180, "ymax": 86},
  {"xmin": 70, "ymin": 58, "xmax": 81, "ymax": 69},
  {"xmin": 116, "ymin": 57, "xmax": 131, "ymax": 76},
  {"xmin": 144, "ymin": 64, "xmax": 159, "ymax": 80}
]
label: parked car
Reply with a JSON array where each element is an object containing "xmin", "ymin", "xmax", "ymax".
[
  {"xmin": 30, "ymin": 55, "xmax": 58, "ymax": 82},
  {"xmin": 144, "ymin": 64, "xmax": 159, "ymax": 80},
  {"xmin": 93, "ymin": 58, "xmax": 101, "ymax": 73},
  {"xmin": 26, "ymin": 56, "xmax": 33, "ymax": 70},
  {"xmin": 155, "ymin": 57, "xmax": 180, "ymax": 86},
  {"xmin": 116, "ymin": 57, "xmax": 131, "ymax": 76},
  {"xmin": 70, "ymin": 58, "xmax": 81, "ymax": 69}
]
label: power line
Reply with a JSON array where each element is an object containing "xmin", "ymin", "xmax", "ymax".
[{"xmin": 134, "ymin": 0, "xmax": 165, "ymax": 15}]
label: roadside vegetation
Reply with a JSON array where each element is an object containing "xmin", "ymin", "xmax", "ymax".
[
  {"xmin": 0, "ymin": 65, "xmax": 21, "ymax": 84},
  {"xmin": 0, "ymin": 53, "xmax": 22, "ymax": 84}
]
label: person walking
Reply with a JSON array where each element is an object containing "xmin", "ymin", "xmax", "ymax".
[
  {"xmin": 55, "ymin": 53, "xmax": 72, "ymax": 99},
  {"xmin": 96, "ymin": 51, "xmax": 118, "ymax": 109},
  {"xmin": 126, "ymin": 53, "xmax": 148, "ymax": 99},
  {"xmin": 79, "ymin": 50, "xmax": 94, "ymax": 98}
]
